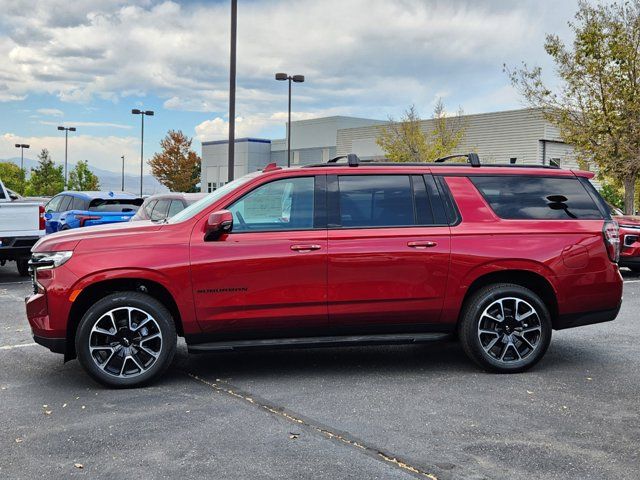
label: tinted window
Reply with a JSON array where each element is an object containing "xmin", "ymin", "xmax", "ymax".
[
  {"xmin": 58, "ymin": 195, "xmax": 73, "ymax": 212},
  {"xmin": 72, "ymin": 197, "xmax": 87, "ymax": 210},
  {"xmin": 150, "ymin": 199, "xmax": 171, "ymax": 221},
  {"xmin": 470, "ymin": 176, "xmax": 603, "ymax": 220},
  {"xmin": 338, "ymin": 175, "xmax": 414, "ymax": 227},
  {"xmin": 168, "ymin": 200, "xmax": 184, "ymax": 217},
  {"xmin": 89, "ymin": 199, "xmax": 142, "ymax": 213},
  {"xmin": 45, "ymin": 195, "xmax": 63, "ymax": 213},
  {"xmin": 228, "ymin": 177, "xmax": 315, "ymax": 232}
]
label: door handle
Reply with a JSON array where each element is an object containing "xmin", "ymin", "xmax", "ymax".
[
  {"xmin": 290, "ymin": 244, "xmax": 322, "ymax": 252},
  {"xmin": 407, "ymin": 241, "xmax": 437, "ymax": 249}
]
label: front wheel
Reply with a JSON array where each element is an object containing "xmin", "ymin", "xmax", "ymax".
[
  {"xmin": 16, "ymin": 258, "xmax": 29, "ymax": 277},
  {"xmin": 76, "ymin": 292, "xmax": 177, "ymax": 388},
  {"xmin": 458, "ymin": 283, "xmax": 552, "ymax": 373}
]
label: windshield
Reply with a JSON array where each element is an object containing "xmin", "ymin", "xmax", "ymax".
[{"xmin": 168, "ymin": 172, "xmax": 260, "ymax": 224}]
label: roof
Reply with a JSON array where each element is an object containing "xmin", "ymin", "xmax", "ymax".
[
  {"xmin": 142, "ymin": 192, "xmax": 207, "ymax": 202},
  {"xmin": 61, "ymin": 191, "xmax": 141, "ymax": 200}
]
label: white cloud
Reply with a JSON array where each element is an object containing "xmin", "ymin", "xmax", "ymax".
[
  {"xmin": 0, "ymin": 0, "xmax": 578, "ymax": 118},
  {"xmin": 36, "ymin": 108, "xmax": 64, "ymax": 117},
  {"xmin": 194, "ymin": 109, "xmax": 345, "ymax": 141},
  {"xmin": 39, "ymin": 120, "xmax": 132, "ymax": 129},
  {"xmin": 0, "ymin": 132, "xmax": 144, "ymax": 173}
]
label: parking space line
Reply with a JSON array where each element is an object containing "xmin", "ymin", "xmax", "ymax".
[
  {"xmin": 0, "ymin": 342, "xmax": 37, "ymax": 351},
  {"xmin": 187, "ymin": 372, "xmax": 444, "ymax": 480}
]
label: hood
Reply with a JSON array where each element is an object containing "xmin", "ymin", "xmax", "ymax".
[
  {"xmin": 615, "ymin": 214, "xmax": 640, "ymax": 227},
  {"xmin": 33, "ymin": 220, "xmax": 163, "ymax": 252}
]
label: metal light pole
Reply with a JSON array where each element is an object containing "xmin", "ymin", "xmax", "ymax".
[
  {"xmin": 228, "ymin": 0, "xmax": 237, "ymax": 182},
  {"xmin": 131, "ymin": 109, "xmax": 154, "ymax": 196},
  {"xmin": 57, "ymin": 126, "xmax": 76, "ymax": 188},
  {"xmin": 121, "ymin": 155, "xmax": 125, "ymax": 191},
  {"xmin": 14, "ymin": 143, "xmax": 30, "ymax": 171},
  {"xmin": 275, "ymin": 73, "xmax": 304, "ymax": 167}
]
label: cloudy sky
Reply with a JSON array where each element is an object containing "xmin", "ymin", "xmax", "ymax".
[{"xmin": 0, "ymin": 0, "xmax": 582, "ymax": 174}]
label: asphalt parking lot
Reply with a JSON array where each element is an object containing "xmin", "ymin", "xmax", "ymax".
[{"xmin": 1, "ymin": 266, "xmax": 639, "ymax": 480}]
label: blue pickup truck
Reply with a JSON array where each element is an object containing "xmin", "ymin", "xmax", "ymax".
[{"xmin": 44, "ymin": 191, "xmax": 143, "ymax": 233}]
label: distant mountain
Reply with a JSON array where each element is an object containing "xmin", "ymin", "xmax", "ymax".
[{"xmin": 1, "ymin": 157, "xmax": 168, "ymax": 195}]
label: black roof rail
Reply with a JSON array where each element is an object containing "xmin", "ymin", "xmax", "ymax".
[
  {"xmin": 304, "ymin": 152, "xmax": 560, "ymax": 170},
  {"xmin": 434, "ymin": 153, "xmax": 481, "ymax": 167},
  {"xmin": 327, "ymin": 154, "xmax": 360, "ymax": 167}
]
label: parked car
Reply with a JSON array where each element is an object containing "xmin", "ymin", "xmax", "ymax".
[
  {"xmin": 0, "ymin": 178, "xmax": 45, "ymax": 276},
  {"xmin": 130, "ymin": 192, "xmax": 207, "ymax": 222},
  {"xmin": 25, "ymin": 154, "xmax": 623, "ymax": 387},
  {"xmin": 608, "ymin": 203, "xmax": 640, "ymax": 272},
  {"xmin": 44, "ymin": 191, "xmax": 143, "ymax": 233}
]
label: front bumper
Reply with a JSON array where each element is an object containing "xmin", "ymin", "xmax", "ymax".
[{"xmin": 33, "ymin": 335, "xmax": 66, "ymax": 354}]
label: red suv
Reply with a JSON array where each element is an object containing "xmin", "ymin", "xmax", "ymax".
[
  {"xmin": 26, "ymin": 154, "xmax": 623, "ymax": 387},
  {"xmin": 608, "ymin": 204, "xmax": 640, "ymax": 272}
]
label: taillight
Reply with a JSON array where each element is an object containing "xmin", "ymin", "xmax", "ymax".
[
  {"xmin": 76, "ymin": 215, "xmax": 101, "ymax": 227},
  {"xmin": 603, "ymin": 220, "xmax": 620, "ymax": 263},
  {"xmin": 38, "ymin": 204, "xmax": 45, "ymax": 231}
]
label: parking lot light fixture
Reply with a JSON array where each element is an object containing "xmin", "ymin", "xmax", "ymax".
[
  {"xmin": 131, "ymin": 109, "xmax": 154, "ymax": 196},
  {"xmin": 14, "ymin": 143, "xmax": 30, "ymax": 171},
  {"xmin": 275, "ymin": 72, "xmax": 305, "ymax": 167},
  {"xmin": 57, "ymin": 127, "xmax": 76, "ymax": 189}
]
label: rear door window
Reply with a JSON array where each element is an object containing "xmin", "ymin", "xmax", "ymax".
[
  {"xmin": 71, "ymin": 197, "xmax": 87, "ymax": 210},
  {"xmin": 337, "ymin": 175, "xmax": 414, "ymax": 227},
  {"xmin": 470, "ymin": 176, "xmax": 603, "ymax": 220}
]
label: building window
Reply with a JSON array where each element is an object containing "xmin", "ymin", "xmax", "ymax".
[
  {"xmin": 293, "ymin": 151, "xmax": 300, "ymax": 165},
  {"xmin": 207, "ymin": 182, "xmax": 216, "ymax": 193}
]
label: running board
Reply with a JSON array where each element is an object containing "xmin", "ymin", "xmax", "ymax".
[{"xmin": 187, "ymin": 332, "xmax": 449, "ymax": 353}]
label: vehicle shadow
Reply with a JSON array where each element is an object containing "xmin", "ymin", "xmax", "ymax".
[{"xmin": 172, "ymin": 334, "xmax": 613, "ymax": 382}]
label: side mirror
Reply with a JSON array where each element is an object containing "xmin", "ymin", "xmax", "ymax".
[
  {"xmin": 9, "ymin": 193, "xmax": 18, "ymax": 200},
  {"xmin": 205, "ymin": 210, "xmax": 233, "ymax": 241}
]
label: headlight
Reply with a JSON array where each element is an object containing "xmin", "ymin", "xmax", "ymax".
[{"xmin": 31, "ymin": 251, "xmax": 73, "ymax": 269}]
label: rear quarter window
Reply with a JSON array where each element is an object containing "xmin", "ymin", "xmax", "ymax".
[{"xmin": 470, "ymin": 176, "xmax": 603, "ymax": 220}]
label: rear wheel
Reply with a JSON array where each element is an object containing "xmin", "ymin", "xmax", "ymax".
[
  {"xmin": 459, "ymin": 283, "xmax": 552, "ymax": 373},
  {"xmin": 628, "ymin": 266, "xmax": 640, "ymax": 273},
  {"xmin": 76, "ymin": 292, "xmax": 176, "ymax": 388}
]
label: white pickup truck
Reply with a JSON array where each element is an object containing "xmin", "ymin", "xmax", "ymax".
[{"xmin": 0, "ymin": 179, "xmax": 45, "ymax": 276}]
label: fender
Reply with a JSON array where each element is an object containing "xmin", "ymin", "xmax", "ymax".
[
  {"xmin": 69, "ymin": 267, "xmax": 199, "ymax": 335},
  {"xmin": 458, "ymin": 259, "xmax": 559, "ymax": 294},
  {"xmin": 441, "ymin": 258, "xmax": 560, "ymax": 323}
]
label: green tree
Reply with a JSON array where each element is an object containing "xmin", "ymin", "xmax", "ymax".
[
  {"xmin": 68, "ymin": 160, "xmax": 100, "ymax": 191},
  {"xmin": 601, "ymin": 180, "xmax": 625, "ymax": 209},
  {"xmin": 148, "ymin": 130, "xmax": 201, "ymax": 192},
  {"xmin": 507, "ymin": 0, "xmax": 640, "ymax": 213},
  {"xmin": 25, "ymin": 149, "xmax": 64, "ymax": 197},
  {"xmin": 376, "ymin": 100, "xmax": 466, "ymax": 163},
  {"xmin": 0, "ymin": 162, "xmax": 26, "ymax": 195}
]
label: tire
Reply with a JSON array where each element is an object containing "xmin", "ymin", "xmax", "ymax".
[
  {"xmin": 458, "ymin": 283, "xmax": 552, "ymax": 373},
  {"xmin": 628, "ymin": 266, "xmax": 640, "ymax": 273},
  {"xmin": 75, "ymin": 292, "xmax": 177, "ymax": 388},
  {"xmin": 16, "ymin": 258, "xmax": 29, "ymax": 277}
]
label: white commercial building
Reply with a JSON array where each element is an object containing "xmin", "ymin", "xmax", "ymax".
[{"xmin": 201, "ymin": 108, "xmax": 577, "ymax": 193}]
